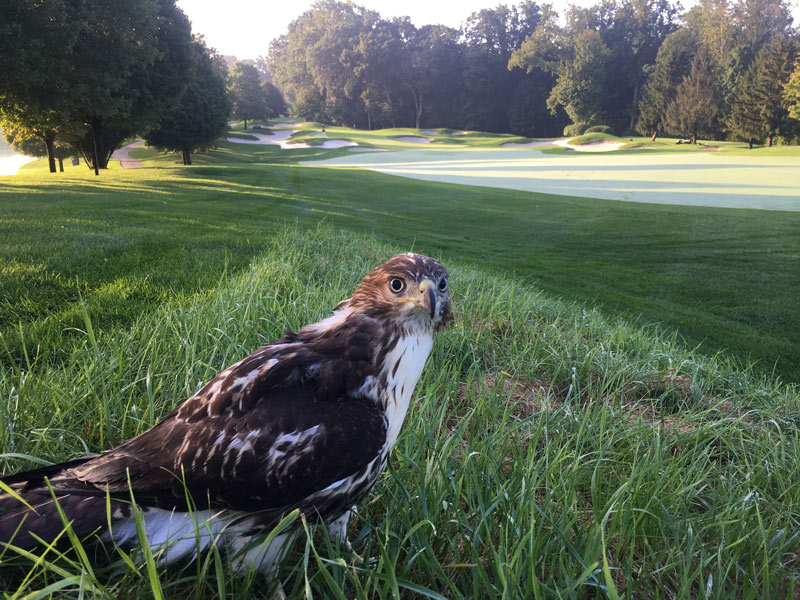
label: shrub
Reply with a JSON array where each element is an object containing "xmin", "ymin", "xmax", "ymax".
[
  {"xmin": 585, "ymin": 125, "xmax": 614, "ymax": 135},
  {"xmin": 563, "ymin": 122, "xmax": 589, "ymax": 136}
]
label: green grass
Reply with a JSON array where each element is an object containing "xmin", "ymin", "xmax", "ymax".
[
  {"xmin": 3, "ymin": 136, "xmax": 799, "ymax": 381},
  {"xmin": 0, "ymin": 225, "xmax": 798, "ymax": 598}
]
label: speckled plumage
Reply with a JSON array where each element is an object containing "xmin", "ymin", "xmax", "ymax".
[{"xmin": 0, "ymin": 253, "xmax": 451, "ymax": 576}]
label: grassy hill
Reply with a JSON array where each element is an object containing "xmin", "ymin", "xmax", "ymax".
[
  {"xmin": 1, "ymin": 226, "xmax": 798, "ymax": 598},
  {"xmin": 1, "ymin": 126, "xmax": 798, "ymax": 596}
]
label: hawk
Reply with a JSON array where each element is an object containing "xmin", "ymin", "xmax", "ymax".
[{"xmin": 0, "ymin": 253, "xmax": 451, "ymax": 576}]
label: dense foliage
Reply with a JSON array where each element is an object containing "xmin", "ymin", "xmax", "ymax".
[
  {"xmin": 144, "ymin": 38, "xmax": 232, "ymax": 165},
  {"xmin": 0, "ymin": 0, "xmax": 239, "ymax": 174},
  {"xmin": 269, "ymin": 0, "xmax": 799, "ymax": 144}
]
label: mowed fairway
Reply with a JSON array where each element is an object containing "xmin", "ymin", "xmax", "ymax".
[{"xmin": 309, "ymin": 147, "xmax": 800, "ymax": 210}]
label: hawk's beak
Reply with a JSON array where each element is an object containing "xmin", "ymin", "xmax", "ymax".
[
  {"xmin": 398, "ymin": 279, "xmax": 438, "ymax": 319},
  {"xmin": 418, "ymin": 279, "xmax": 437, "ymax": 320}
]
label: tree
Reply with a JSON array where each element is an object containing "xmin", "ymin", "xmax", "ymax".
[
  {"xmin": 664, "ymin": 50, "xmax": 721, "ymax": 143},
  {"xmin": 230, "ymin": 61, "xmax": 269, "ymax": 128},
  {"xmin": 144, "ymin": 38, "xmax": 232, "ymax": 165},
  {"xmin": 636, "ymin": 27, "xmax": 699, "ymax": 139},
  {"xmin": 0, "ymin": 0, "xmax": 79, "ymax": 173},
  {"xmin": 547, "ymin": 29, "xmax": 612, "ymax": 129},
  {"xmin": 398, "ymin": 24, "xmax": 465, "ymax": 129},
  {"xmin": 728, "ymin": 37, "xmax": 798, "ymax": 146},
  {"xmin": 1, "ymin": 0, "xmax": 194, "ymax": 175},
  {"xmin": 684, "ymin": 0, "xmax": 737, "ymax": 67},
  {"xmin": 784, "ymin": 59, "xmax": 800, "ymax": 121},
  {"xmin": 62, "ymin": 0, "xmax": 193, "ymax": 173},
  {"xmin": 263, "ymin": 81, "xmax": 287, "ymax": 118},
  {"xmin": 731, "ymin": 0, "xmax": 793, "ymax": 50},
  {"xmin": 2, "ymin": 127, "xmax": 74, "ymax": 171},
  {"xmin": 460, "ymin": 3, "xmax": 542, "ymax": 133},
  {"xmin": 599, "ymin": 0, "xmax": 681, "ymax": 131}
]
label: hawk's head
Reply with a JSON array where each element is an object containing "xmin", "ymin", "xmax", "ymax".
[{"xmin": 340, "ymin": 253, "xmax": 452, "ymax": 331}]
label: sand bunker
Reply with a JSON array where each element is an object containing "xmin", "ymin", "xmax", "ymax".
[
  {"xmin": 394, "ymin": 136, "xmax": 432, "ymax": 143},
  {"xmin": 305, "ymin": 148, "xmax": 800, "ymax": 211},
  {"xmin": 317, "ymin": 140, "xmax": 357, "ymax": 149},
  {"xmin": 553, "ymin": 139, "xmax": 625, "ymax": 152},
  {"xmin": 227, "ymin": 130, "xmax": 307, "ymax": 148},
  {"xmin": 226, "ymin": 130, "xmax": 359, "ymax": 150},
  {"xmin": 347, "ymin": 147, "xmax": 387, "ymax": 152},
  {"xmin": 501, "ymin": 141, "xmax": 554, "ymax": 148}
]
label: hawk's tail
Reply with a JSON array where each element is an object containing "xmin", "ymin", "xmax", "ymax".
[{"xmin": 0, "ymin": 459, "xmax": 112, "ymax": 550}]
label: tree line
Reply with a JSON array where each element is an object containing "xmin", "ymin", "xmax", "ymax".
[
  {"xmin": 0, "ymin": 0, "xmax": 284, "ymax": 174},
  {"xmin": 269, "ymin": 0, "xmax": 800, "ymax": 145}
]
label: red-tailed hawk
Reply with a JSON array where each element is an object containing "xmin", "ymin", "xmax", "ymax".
[{"xmin": 0, "ymin": 253, "xmax": 452, "ymax": 576}]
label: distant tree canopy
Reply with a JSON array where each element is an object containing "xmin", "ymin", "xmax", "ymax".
[
  {"xmin": 269, "ymin": 0, "xmax": 565, "ymax": 134},
  {"xmin": 268, "ymin": 0, "xmax": 799, "ymax": 144},
  {"xmin": 0, "ymin": 0, "xmax": 231, "ymax": 174},
  {"xmin": 2, "ymin": 0, "xmax": 799, "ymax": 166}
]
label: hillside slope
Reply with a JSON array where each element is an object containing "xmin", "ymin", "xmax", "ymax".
[{"xmin": 2, "ymin": 226, "xmax": 797, "ymax": 598}]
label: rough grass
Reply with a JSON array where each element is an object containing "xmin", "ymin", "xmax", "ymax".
[{"xmin": 0, "ymin": 225, "xmax": 797, "ymax": 598}]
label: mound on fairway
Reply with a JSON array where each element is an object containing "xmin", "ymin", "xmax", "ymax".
[{"xmin": 306, "ymin": 148, "xmax": 800, "ymax": 210}]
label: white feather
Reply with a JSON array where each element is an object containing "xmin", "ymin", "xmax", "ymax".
[{"xmin": 382, "ymin": 330, "xmax": 434, "ymax": 450}]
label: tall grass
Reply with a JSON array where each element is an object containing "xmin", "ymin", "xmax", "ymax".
[{"xmin": 1, "ymin": 225, "xmax": 797, "ymax": 598}]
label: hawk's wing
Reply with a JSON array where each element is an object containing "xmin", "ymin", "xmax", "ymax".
[{"xmin": 51, "ymin": 324, "xmax": 387, "ymax": 514}]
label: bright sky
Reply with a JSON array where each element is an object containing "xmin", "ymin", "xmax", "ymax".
[
  {"xmin": 178, "ymin": 0, "xmax": 800, "ymax": 60},
  {"xmin": 174, "ymin": 0, "xmax": 654, "ymax": 60}
]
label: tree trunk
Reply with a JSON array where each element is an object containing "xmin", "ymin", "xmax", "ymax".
[
  {"xmin": 91, "ymin": 120, "xmax": 100, "ymax": 176},
  {"xmin": 629, "ymin": 85, "xmax": 640, "ymax": 131},
  {"xmin": 651, "ymin": 130, "xmax": 657, "ymax": 142},
  {"xmin": 58, "ymin": 158, "xmax": 64, "ymax": 172},
  {"xmin": 182, "ymin": 147, "xmax": 192, "ymax": 165},
  {"xmin": 748, "ymin": 139, "xmax": 753, "ymax": 149},
  {"xmin": 367, "ymin": 111, "xmax": 371, "ymax": 131},
  {"xmin": 690, "ymin": 132, "xmax": 696, "ymax": 144},
  {"xmin": 243, "ymin": 119, "xmax": 247, "ymax": 129},
  {"xmin": 766, "ymin": 136, "xmax": 772, "ymax": 147},
  {"xmin": 43, "ymin": 133, "xmax": 56, "ymax": 173},
  {"xmin": 415, "ymin": 91, "xmax": 423, "ymax": 130}
]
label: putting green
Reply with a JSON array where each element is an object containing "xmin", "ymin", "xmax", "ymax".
[{"xmin": 307, "ymin": 147, "xmax": 800, "ymax": 211}]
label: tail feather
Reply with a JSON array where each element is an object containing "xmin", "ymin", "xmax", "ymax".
[
  {"xmin": 0, "ymin": 460, "xmax": 115, "ymax": 550},
  {"xmin": 0, "ymin": 491, "xmax": 112, "ymax": 549}
]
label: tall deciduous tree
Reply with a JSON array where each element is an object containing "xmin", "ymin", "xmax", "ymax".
[
  {"xmin": 144, "ymin": 38, "xmax": 232, "ymax": 165},
  {"xmin": 399, "ymin": 24, "xmax": 465, "ymax": 129},
  {"xmin": 784, "ymin": 59, "xmax": 800, "ymax": 121},
  {"xmin": 547, "ymin": 29, "xmax": 612, "ymax": 129}
]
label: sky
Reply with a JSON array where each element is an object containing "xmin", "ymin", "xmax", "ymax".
[
  {"xmin": 178, "ymin": 0, "xmax": 800, "ymax": 61},
  {"xmin": 174, "ymin": 0, "xmax": 654, "ymax": 60}
]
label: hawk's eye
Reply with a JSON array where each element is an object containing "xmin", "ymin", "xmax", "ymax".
[
  {"xmin": 438, "ymin": 277, "xmax": 448, "ymax": 292},
  {"xmin": 389, "ymin": 277, "xmax": 405, "ymax": 293}
]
